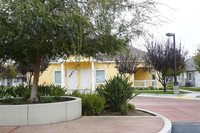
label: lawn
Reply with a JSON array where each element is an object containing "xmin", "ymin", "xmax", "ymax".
[
  {"xmin": 134, "ymin": 90, "xmax": 187, "ymax": 94},
  {"xmin": 180, "ymin": 87, "xmax": 200, "ymax": 92}
]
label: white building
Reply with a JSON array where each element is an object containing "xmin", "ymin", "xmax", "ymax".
[{"xmin": 0, "ymin": 74, "xmax": 27, "ymax": 87}]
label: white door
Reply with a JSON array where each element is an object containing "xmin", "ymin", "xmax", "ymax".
[
  {"xmin": 67, "ymin": 69, "xmax": 78, "ymax": 90},
  {"xmin": 80, "ymin": 69, "xmax": 91, "ymax": 90}
]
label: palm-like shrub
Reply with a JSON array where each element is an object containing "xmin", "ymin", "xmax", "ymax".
[
  {"xmin": 82, "ymin": 93, "xmax": 106, "ymax": 116},
  {"xmin": 70, "ymin": 90, "xmax": 106, "ymax": 116},
  {"xmin": 101, "ymin": 74, "xmax": 134, "ymax": 111}
]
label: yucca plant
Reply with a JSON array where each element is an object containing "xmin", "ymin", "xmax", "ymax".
[{"xmin": 101, "ymin": 74, "xmax": 134, "ymax": 112}]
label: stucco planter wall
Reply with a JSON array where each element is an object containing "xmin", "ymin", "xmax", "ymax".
[{"xmin": 0, "ymin": 96, "xmax": 82, "ymax": 126}]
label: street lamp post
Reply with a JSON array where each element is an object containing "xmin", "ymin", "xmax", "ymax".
[{"xmin": 166, "ymin": 33, "xmax": 180, "ymax": 94}]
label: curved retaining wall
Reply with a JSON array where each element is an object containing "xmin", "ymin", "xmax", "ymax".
[
  {"xmin": 137, "ymin": 108, "xmax": 172, "ymax": 133},
  {"xmin": 0, "ymin": 96, "xmax": 82, "ymax": 126}
]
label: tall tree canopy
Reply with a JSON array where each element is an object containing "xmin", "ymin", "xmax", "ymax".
[
  {"xmin": 0, "ymin": 0, "xmax": 158, "ymax": 101},
  {"xmin": 145, "ymin": 40, "xmax": 187, "ymax": 92},
  {"xmin": 194, "ymin": 48, "xmax": 200, "ymax": 73}
]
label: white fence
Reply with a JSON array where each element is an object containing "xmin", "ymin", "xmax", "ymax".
[{"xmin": 133, "ymin": 80, "xmax": 158, "ymax": 88}]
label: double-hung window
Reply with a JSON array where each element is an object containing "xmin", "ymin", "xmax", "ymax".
[
  {"xmin": 96, "ymin": 70, "xmax": 106, "ymax": 84},
  {"xmin": 54, "ymin": 71, "xmax": 61, "ymax": 85}
]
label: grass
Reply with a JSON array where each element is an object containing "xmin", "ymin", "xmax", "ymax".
[
  {"xmin": 167, "ymin": 83, "xmax": 200, "ymax": 92},
  {"xmin": 180, "ymin": 87, "xmax": 200, "ymax": 92},
  {"xmin": 134, "ymin": 90, "xmax": 187, "ymax": 94}
]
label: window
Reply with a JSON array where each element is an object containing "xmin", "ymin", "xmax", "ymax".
[
  {"xmin": 14, "ymin": 78, "xmax": 19, "ymax": 83},
  {"xmin": 188, "ymin": 72, "xmax": 192, "ymax": 81},
  {"xmin": 152, "ymin": 74, "xmax": 155, "ymax": 80},
  {"xmin": 54, "ymin": 71, "xmax": 61, "ymax": 84},
  {"xmin": 96, "ymin": 70, "xmax": 106, "ymax": 84}
]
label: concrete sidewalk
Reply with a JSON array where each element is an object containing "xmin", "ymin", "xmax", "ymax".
[
  {"xmin": 135, "ymin": 89, "xmax": 200, "ymax": 100},
  {"xmin": 0, "ymin": 116, "xmax": 164, "ymax": 133}
]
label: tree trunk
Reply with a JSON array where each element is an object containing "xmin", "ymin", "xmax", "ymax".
[
  {"xmin": 28, "ymin": 72, "xmax": 33, "ymax": 88},
  {"xmin": 163, "ymin": 82, "xmax": 166, "ymax": 92},
  {"xmin": 163, "ymin": 76, "xmax": 166, "ymax": 92},
  {"xmin": 29, "ymin": 56, "xmax": 41, "ymax": 102}
]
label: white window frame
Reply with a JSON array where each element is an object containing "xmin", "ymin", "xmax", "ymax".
[
  {"xmin": 54, "ymin": 70, "xmax": 61, "ymax": 85},
  {"xmin": 95, "ymin": 69, "xmax": 106, "ymax": 84},
  {"xmin": 188, "ymin": 72, "xmax": 192, "ymax": 81}
]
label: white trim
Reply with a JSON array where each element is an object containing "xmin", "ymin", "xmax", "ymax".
[
  {"xmin": 50, "ymin": 62, "xmax": 61, "ymax": 64},
  {"xmin": 61, "ymin": 63, "xmax": 66, "ymax": 89},
  {"xmin": 53, "ymin": 70, "xmax": 62, "ymax": 85},
  {"xmin": 91, "ymin": 60, "xmax": 95, "ymax": 90},
  {"xmin": 95, "ymin": 69, "xmax": 106, "ymax": 84}
]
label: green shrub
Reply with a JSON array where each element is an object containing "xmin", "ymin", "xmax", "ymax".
[
  {"xmin": 3, "ymin": 97, "xmax": 14, "ymax": 103},
  {"xmin": 120, "ymin": 104, "xmax": 128, "ymax": 115},
  {"xmin": 49, "ymin": 85, "xmax": 66, "ymax": 97},
  {"xmin": 127, "ymin": 103, "xmax": 135, "ymax": 111},
  {"xmin": 43, "ymin": 97, "xmax": 55, "ymax": 103},
  {"xmin": 70, "ymin": 90, "xmax": 85, "ymax": 98},
  {"xmin": 38, "ymin": 85, "xmax": 51, "ymax": 96},
  {"xmin": 82, "ymin": 93, "xmax": 106, "ymax": 115},
  {"xmin": 70, "ymin": 91, "xmax": 106, "ymax": 116},
  {"xmin": 23, "ymin": 88, "xmax": 41, "ymax": 101},
  {"xmin": 96, "ymin": 86, "xmax": 103, "ymax": 97},
  {"xmin": 101, "ymin": 74, "xmax": 134, "ymax": 111},
  {"xmin": 148, "ymin": 86, "xmax": 155, "ymax": 90},
  {"xmin": 0, "ymin": 85, "xmax": 29, "ymax": 98},
  {"xmin": 166, "ymin": 83, "xmax": 174, "ymax": 90},
  {"xmin": 14, "ymin": 85, "xmax": 28, "ymax": 97},
  {"xmin": 11, "ymin": 100, "xmax": 21, "ymax": 105},
  {"xmin": 2, "ymin": 97, "xmax": 21, "ymax": 105}
]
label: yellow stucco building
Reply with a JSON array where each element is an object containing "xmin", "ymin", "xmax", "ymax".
[{"xmin": 38, "ymin": 47, "xmax": 162, "ymax": 90}]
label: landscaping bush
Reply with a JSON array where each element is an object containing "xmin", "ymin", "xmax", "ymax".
[
  {"xmin": 101, "ymin": 74, "xmax": 134, "ymax": 111},
  {"xmin": 43, "ymin": 97, "xmax": 55, "ymax": 103},
  {"xmin": 96, "ymin": 86, "xmax": 103, "ymax": 97},
  {"xmin": 148, "ymin": 86, "xmax": 155, "ymax": 90},
  {"xmin": 0, "ymin": 86, "xmax": 16, "ymax": 97},
  {"xmin": 49, "ymin": 85, "xmax": 66, "ymax": 98},
  {"xmin": 2, "ymin": 97, "xmax": 21, "ymax": 105},
  {"xmin": 37, "ymin": 85, "xmax": 51, "ymax": 96},
  {"xmin": 127, "ymin": 103, "xmax": 135, "ymax": 111},
  {"xmin": 70, "ymin": 90, "xmax": 106, "ymax": 116},
  {"xmin": 82, "ymin": 93, "xmax": 106, "ymax": 116},
  {"xmin": 23, "ymin": 88, "xmax": 41, "ymax": 101},
  {"xmin": 120, "ymin": 104, "xmax": 128, "ymax": 115}
]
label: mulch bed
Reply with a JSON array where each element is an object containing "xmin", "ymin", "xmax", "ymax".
[
  {"xmin": 0, "ymin": 97, "xmax": 74, "ymax": 105},
  {"xmin": 101, "ymin": 109, "xmax": 154, "ymax": 116}
]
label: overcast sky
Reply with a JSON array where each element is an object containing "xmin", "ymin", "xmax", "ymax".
[{"xmin": 152, "ymin": 0, "xmax": 200, "ymax": 57}]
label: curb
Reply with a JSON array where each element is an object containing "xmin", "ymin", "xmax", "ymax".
[{"xmin": 137, "ymin": 108, "xmax": 172, "ymax": 133}]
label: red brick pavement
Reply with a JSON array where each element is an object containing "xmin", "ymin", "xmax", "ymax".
[
  {"xmin": 131, "ymin": 96, "xmax": 200, "ymax": 122},
  {"xmin": 0, "ymin": 116, "xmax": 163, "ymax": 133}
]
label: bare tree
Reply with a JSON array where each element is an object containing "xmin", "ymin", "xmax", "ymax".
[
  {"xmin": 115, "ymin": 49, "xmax": 140, "ymax": 78},
  {"xmin": 145, "ymin": 40, "xmax": 187, "ymax": 92}
]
